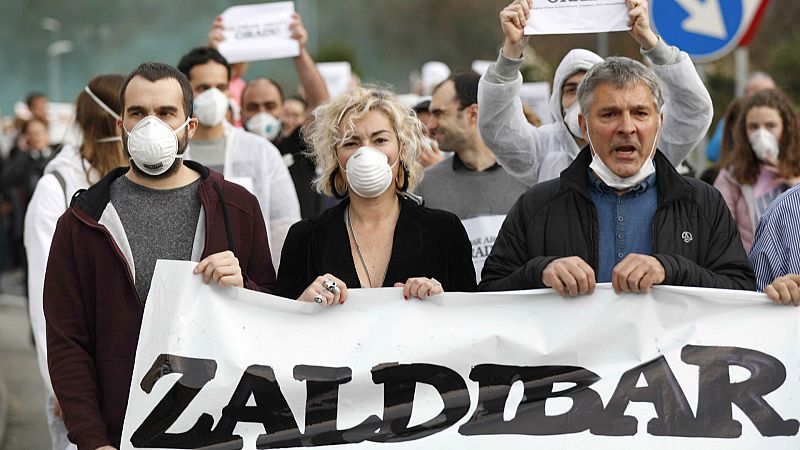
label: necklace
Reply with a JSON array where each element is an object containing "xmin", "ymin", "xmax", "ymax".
[{"xmin": 345, "ymin": 206, "xmax": 388, "ymax": 288}]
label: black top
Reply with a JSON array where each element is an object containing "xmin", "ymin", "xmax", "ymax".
[
  {"xmin": 276, "ymin": 195, "xmax": 477, "ymax": 298},
  {"xmin": 277, "ymin": 127, "xmax": 325, "ymax": 219},
  {"xmin": 478, "ymin": 147, "xmax": 756, "ymax": 292}
]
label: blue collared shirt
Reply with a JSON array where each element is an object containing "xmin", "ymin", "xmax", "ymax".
[
  {"xmin": 749, "ymin": 184, "xmax": 800, "ymax": 291},
  {"xmin": 588, "ymin": 170, "xmax": 658, "ymax": 282}
]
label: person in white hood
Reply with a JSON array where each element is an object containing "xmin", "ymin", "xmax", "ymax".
[
  {"xmin": 478, "ymin": 0, "xmax": 713, "ymax": 186},
  {"xmin": 24, "ymin": 74, "xmax": 129, "ymax": 450}
]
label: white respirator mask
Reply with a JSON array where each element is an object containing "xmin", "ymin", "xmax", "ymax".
[
  {"xmin": 748, "ymin": 128, "xmax": 780, "ymax": 163},
  {"xmin": 124, "ymin": 116, "xmax": 191, "ymax": 176},
  {"xmin": 245, "ymin": 112, "xmax": 282, "ymax": 141},
  {"xmin": 563, "ymin": 101, "xmax": 584, "ymax": 140},
  {"xmin": 342, "ymin": 146, "xmax": 398, "ymax": 198},
  {"xmin": 586, "ymin": 120, "xmax": 659, "ymax": 190},
  {"xmin": 193, "ymin": 88, "xmax": 229, "ymax": 127}
]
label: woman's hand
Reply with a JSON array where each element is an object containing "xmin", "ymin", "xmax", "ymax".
[
  {"xmin": 298, "ymin": 274, "xmax": 348, "ymax": 306},
  {"xmin": 394, "ymin": 277, "xmax": 444, "ymax": 300}
]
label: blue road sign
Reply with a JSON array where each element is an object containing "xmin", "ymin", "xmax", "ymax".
[{"xmin": 652, "ymin": 0, "xmax": 759, "ymax": 62}]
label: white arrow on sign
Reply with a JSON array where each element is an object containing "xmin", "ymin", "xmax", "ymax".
[{"xmin": 675, "ymin": 0, "xmax": 728, "ymax": 39}]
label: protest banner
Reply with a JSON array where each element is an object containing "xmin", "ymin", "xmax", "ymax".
[
  {"xmin": 121, "ymin": 260, "xmax": 800, "ymax": 449},
  {"xmin": 461, "ymin": 215, "xmax": 505, "ymax": 282},
  {"xmin": 525, "ymin": 0, "xmax": 630, "ymax": 35},
  {"xmin": 217, "ymin": 2, "xmax": 300, "ymax": 64}
]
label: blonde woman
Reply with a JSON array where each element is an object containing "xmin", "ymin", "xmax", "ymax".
[{"xmin": 276, "ymin": 86, "xmax": 476, "ymax": 304}]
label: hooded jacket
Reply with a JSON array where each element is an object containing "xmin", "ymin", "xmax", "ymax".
[
  {"xmin": 478, "ymin": 148, "xmax": 756, "ymax": 292},
  {"xmin": 43, "ymin": 161, "xmax": 276, "ymax": 450},
  {"xmin": 477, "ymin": 40, "xmax": 713, "ymax": 186}
]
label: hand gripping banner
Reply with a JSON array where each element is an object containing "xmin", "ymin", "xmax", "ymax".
[{"xmin": 121, "ymin": 260, "xmax": 800, "ymax": 449}]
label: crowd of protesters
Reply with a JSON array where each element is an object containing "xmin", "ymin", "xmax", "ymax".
[{"xmin": 0, "ymin": 0, "xmax": 799, "ymax": 449}]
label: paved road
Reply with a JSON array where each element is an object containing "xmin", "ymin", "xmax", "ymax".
[{"xmin": 0, "ymin": 270, "xmax": 50, "ymax": 450}]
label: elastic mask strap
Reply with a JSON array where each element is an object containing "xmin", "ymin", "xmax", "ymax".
[
  {"xmin": 84, "ymin": 86, "xmax": 121, "ymax": 121},
  {"xmin": 97, "ymin": 136, "xmax": 122, "ymax": 143}
]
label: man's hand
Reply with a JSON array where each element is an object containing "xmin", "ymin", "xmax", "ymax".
[
  {"xmin": 207, "ymin": 16, "xmax": 225, "ymax": 49},
  {"xmin": 611, "ymin": 253, "xmax": 665, "ymax": 294},
  {"xmin": 626, "ymin": 0, "xmax": 658, "ymax": 51},
  {"xmin": 500, "ymin": 0, "xmax": 532, "ymax": 60},
  {"xmin": 194, "ymin": 250, "xmax": 244, "ymax": 288},
  {"xmin": 542, "ymin": 256, "xmax": 596, "ymax": 297},
  {"xmin": 289, "ymin": 12, "xmax": 308, "ymax": 51},
  {"xmin": 765, "ymin": 274, "xmax": 800, "ymax": 306}
]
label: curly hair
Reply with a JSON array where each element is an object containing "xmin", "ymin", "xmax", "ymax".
[
  {"xmin": 722, "ymin": 89, "xmax": 800, "ymax": 185},
  {"xmin": 301, "ymin": 85, "xmax": 428, "ymax": 197}
]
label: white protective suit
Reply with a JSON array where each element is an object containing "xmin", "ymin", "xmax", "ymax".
[
  {"xmin": 24, "ymin": 144, "xmax": 95, "ymax": 450},
  {"xmin": 477, "ymin": 39, "xmax": 713, "ymax": 186},
  {"xmin": 186, "ymin": 123, "xmax": 301, "ymax": 269}
]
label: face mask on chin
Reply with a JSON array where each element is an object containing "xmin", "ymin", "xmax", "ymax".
[{"xmin": 585, "ymin": 119, "xmax": 660, "ymax": 191}]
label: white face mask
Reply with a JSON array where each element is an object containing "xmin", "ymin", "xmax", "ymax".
[
  {"xmin": 586, "ymin": 120, "xmax": 660, "ymax": 190},
  {"xmin": 245, "ymin": 112, "xmax": 281, "ymax": 141},
  {"xmin": 563, "ymin": 101, "xmax": 583, "ymax": 140},
  {"xmin": 748, "ymin": 128, "xmax": 780, "ymax": 163},
  {"xmin": 124, "ymin": 116, "xmax": 191, "ymax": 176},
  {"xmin": 193, "ymin": 88, "xmax": 229, "ymax": 127},
  {"xmin": 84, "ymin": 86, "xmax": 122, "ymax": 143},
  {"xmin": 342, "ymin": 146, "xmax": 399, "ymax": 199}
]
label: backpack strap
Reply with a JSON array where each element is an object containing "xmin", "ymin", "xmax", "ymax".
[{"xmin": 50, "ymin": 170, "xmax": 68, "ymax": 208}]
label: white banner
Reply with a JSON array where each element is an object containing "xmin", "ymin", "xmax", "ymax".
[
  {"xmin": 526, "ymin": 0, "xmax": 630, "ymax": 35},
  {"xmin": 121, "ymin": 261, "xmax": 800, "ymax": 449},
  {"xmin": 217, "ymin": 2, "xmax": 300, "ymax": 64}
]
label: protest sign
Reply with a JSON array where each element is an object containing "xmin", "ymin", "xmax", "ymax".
[
  {"xmin": 519, "ymin": 81, "xmax": 553, "ymax": 124},
  {"xmin": 317, "ymin": 62, "xmax": 352, "ymax": 98},
  {"xmin": 217, "ymin": 2, "xmax": 300, "ymax": 64},
  {"xmin": 461, "ymin": 215, "xmax": 506, "ymax": 282},
  {"xmin": 525, "ymin": 0, "xmax": 630, "ymax": 35},
  {"xmin": 121, "ymin": 260, "xmax": 800, "ymax": 449}
]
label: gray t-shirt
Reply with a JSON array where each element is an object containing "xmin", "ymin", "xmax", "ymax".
[
  {"xmin": 110, "ymin": 175, "xmax": 202, "ymax": 303},
  {"xmin": 187, "ymin": 137, "xmax": 226, "ymax": 173},
  {"xmin": 414, "ymin": 154, "xmax": 529, "ymax": 282}
]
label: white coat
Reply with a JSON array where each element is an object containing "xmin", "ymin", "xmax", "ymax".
[
  {"xmin": 186, "ymin": 124, "xmax": 301, "ymax": 269},
  {"xmin": 24, "ymin": 144, "xmax": 101, "ymax": 393},
  {"xmin": 477, "ymin": 41, "xmax": 713, "ymax": 186}
]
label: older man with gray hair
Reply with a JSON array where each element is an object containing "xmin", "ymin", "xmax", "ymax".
[{"xmin": 479, "ymin": 57, "xmax": 756, "ymax": 295}]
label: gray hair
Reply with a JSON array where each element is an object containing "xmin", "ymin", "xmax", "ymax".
[{"xmin": 577, "ymin": 57, "xmax": 664, "ymax": 115}]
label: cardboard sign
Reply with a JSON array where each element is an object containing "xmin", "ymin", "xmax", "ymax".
[{"xmin": 525, "ymin": 0, "xmax": 630, "ymax": 35}]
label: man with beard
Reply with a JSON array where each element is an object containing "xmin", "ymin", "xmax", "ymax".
[
  {"xmin": 414, "ymin": 71, "xmax": 528, "ymax": 282},
  {"xmin": 42, "ymin": 62, "xmax": 276, "ymax": 450},
  {"xmin": 479, "ymin": 57, "xmax": 754, "ymax": 295}
]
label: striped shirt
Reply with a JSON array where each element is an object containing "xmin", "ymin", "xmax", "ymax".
[{"xmin": 748, "ymin": 184, "xmax": 800, "ymax": 291}]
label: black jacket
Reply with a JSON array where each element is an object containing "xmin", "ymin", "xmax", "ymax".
[
  {"xmin": 276, "ymin": 195, "xmax": 477, "ymax": 298},
  {"xmin": 479, "ymin": 148, "xmax": 756, "ymax": 292}
]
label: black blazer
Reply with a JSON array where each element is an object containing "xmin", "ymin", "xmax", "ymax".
[{"xmin": 276, "ymin": 195, "xmax": 477, "ymax": 299}]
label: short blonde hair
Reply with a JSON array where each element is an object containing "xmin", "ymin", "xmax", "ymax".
[{"xmin": 302, "ymin": 85, "xmax": 427, "ymax": 197}]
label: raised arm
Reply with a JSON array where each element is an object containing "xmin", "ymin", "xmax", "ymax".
[{"xmin": 290, "ymin": 13, "xmax": 329, "ymax": 111}]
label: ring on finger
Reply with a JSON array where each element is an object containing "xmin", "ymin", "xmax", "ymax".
[
  {"xmin": 313, "ymin": 293, "xmax": 324, "ymax": 304},
  {"xmin": 323, "ymin": 279, "xmax": 338, "ymax": 293}
]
